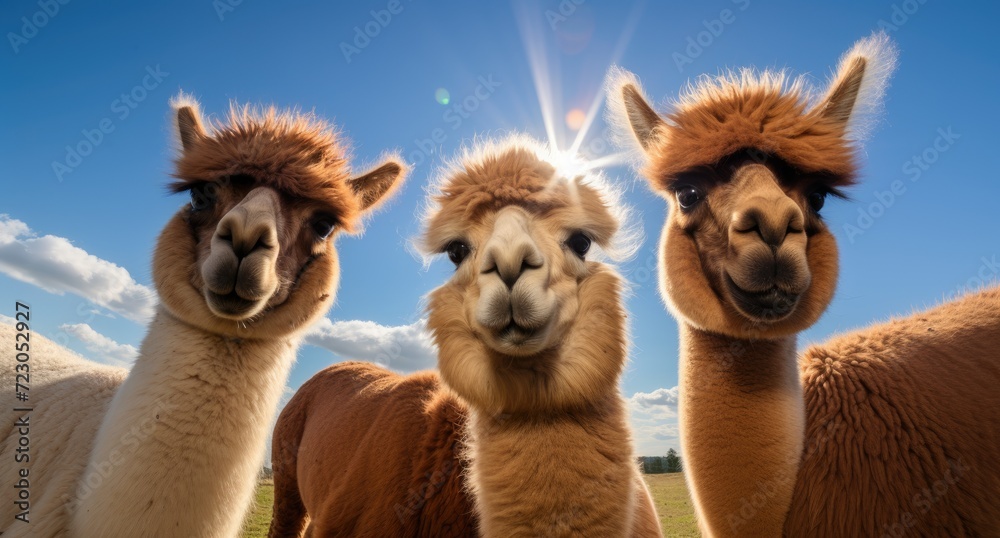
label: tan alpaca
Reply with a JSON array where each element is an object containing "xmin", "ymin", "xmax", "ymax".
[
  {"xmin": 608, "ymin": 32, "xmax": 1000, "ymax": 536},
  {"xmin": 422, "ymin": 136, "xmax": 662, "ymax": 537},
  {"xmin": 0, "ymin": 94, "xmax": 405, "ymax": 537}
]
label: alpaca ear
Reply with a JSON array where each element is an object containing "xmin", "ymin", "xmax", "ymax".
[
  {"xmin": 816, "ymin": 31, "xmax": 898, "ymax": 140},
  {"xmin": 347, "ymin": 157, "xmax": 408, "ymax": 212},
  {"xmin": 171, "ymin": 91, "xmax": 208, "ymax": 152},
  {"xmin": 605, "ymin": 67, "xmax": 666, "ymax": 153}
]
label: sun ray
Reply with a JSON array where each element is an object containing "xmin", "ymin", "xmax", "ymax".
[
  {"xmin": 568, "ymin": 2, "xmax": 645, "ymax": 156},
  {"xmin": 514, "ymin": 0, "xmax": 645, "ymax": 175},
  {"xmin": 513, "ymin": 1, "xmax": 563, "ymax": 151}
]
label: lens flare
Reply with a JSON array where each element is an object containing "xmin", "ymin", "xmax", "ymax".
[
  {"xmin": 513, "ymin": 0, "xmax": 644, "ymax": 166},
  {"xmin": 565, "ymin": 109, "xmax": 586, "ymax": 131},
  {"xmin": 435, "ymin": 88, "xmax": 450, "ymax": 105}
]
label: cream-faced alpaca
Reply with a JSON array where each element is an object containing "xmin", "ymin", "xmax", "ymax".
[
  {"xmin": 422, "ymin": 136, "xmax": 662, "ymax": 537},
  {"xmin": 608, "ymin": 33, "xmax": 1000, "ymax": 536},
  {"xmin": 0, "ymin": 95, "xmax": 405, "ymax": 537}
]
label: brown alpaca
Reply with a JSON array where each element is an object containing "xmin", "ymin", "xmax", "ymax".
[
  {"xmin": 0, "ymin": 94, "xmax": 405, "ymax": 537},
  {"xmin": 268, "ymin": 361, "xmax": 476, "ymax": 537},
  {"xmin": 423, "ymin": 136, "xmax": 662, "ymax": 537},
  {"xmin": 608, "ymin": 32, "xmax": 1000, "ymax": 536}
]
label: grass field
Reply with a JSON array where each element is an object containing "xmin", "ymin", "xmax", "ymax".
[
  {"xmin": 240, "ymin": 478, "xmax": 274, "ymax": 538},
  {"xmin": 239, "ymin": 473, "xmax": 699, "ymax": 537}
]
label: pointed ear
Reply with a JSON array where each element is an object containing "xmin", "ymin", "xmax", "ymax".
[
  {"xmin": 347, "ymin": 156, "xmax": 408, "ymax": 212},
  {"xmin": 605, "ymin": 67, "xmax": 666, "ymax": 153},
  {"xmin": 816, "ymin": 32, "xmax": 898, "ymax": 140},
  {"xmin": 171, "ymin": 91, "xmax": 207, "ymax": 152}
]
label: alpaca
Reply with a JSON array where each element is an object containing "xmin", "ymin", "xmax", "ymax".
[
  {"xmin": 268, "ymin": 136, "xmax": 662, "ymax": 537},
  {"xmin": 268, "ymin": 361, "xmax": 476, "ymax": 537},
  {"xmin": 0, "ymin": 94, "xmax": 405, "ymax": 537},
  {"xmin": 608, "ymin": 32, "xmax": 1000, "ymax": 536},
  {"xmin": 423, "ymin": 136, "xmax": 662, "ymax": 537}
]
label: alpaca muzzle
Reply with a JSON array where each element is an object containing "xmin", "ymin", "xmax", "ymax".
[
  {"xmin": 724, "ymin": 165, "xmax": 812, "ymax": 322},
  {"xmin": 201, "ymin": 187, "xmax": 282, "ymax": 319},
  {"xmin": 474, "ymin": 208, "xmax": 557, "ymax": 353}
]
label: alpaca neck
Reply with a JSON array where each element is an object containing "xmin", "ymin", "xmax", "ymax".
[
  {"xmin": 678, "ymin": 323, "xmax": 803, "ymax": 538},
  {"xmin": 72, "ymin": 308, "xmax": 297, "ymax": 538},
  {"xmin": 468, "ymin": 394, "xmax": 638, "ymax": 537}
]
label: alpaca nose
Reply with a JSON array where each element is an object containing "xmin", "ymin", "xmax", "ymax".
[
  {"xmin": 732, "ymin": 197, "xmax": 803, "ymax": 249},
  {"xmin": 480, "ymin": 211, "xmax": 545, "ymax": 289},
  {"xmin": 483, "ymin": 239, "xmax": 544, "ymax": 289},
  {"xmin": 214, "ymin": 188, "xmax": 280, "ymax": 261}
]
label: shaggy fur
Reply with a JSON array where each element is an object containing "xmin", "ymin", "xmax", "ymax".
[
  {"xmin": 269, "ymin": 362, "xmax": 476, "ymax": 537},
  {"xmin": 168, "ymin": 93, "xmax": 403, "ymax": 233},
  {"xmin": 788, "ymin": 287, "xmax": 1000, "ymax": 535},
  {"xmin": 424, "ymin": 137, "xmax": 662, "ymax": 537},
  {"xmin": 0, "ymin": 94, "xmax": 404, "ymax": 537},
  {"xmin": 609, "ymin": 31, "xmax": 1000, "ymax": 536}
]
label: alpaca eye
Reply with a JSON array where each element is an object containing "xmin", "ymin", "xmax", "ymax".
[
  {"xmin": 189, "ymin": 185, "xmax": 213, "ymax": 212},
  {"xmin": 566, "ymin": 232, "xmax": 591, "ymax": 259},
  {"xmin": 446, "ymin": 241, "xmax": 470, "ymax": 267},
  {"xmin": 808, "ymin": 190, "xmax": 827, "ymax": 213},
  {"xmin": 676, "ymin": 185, "xmax": 703, "ymax": 211},
  {"xmin": 312, "ymin": 217, "xmax": 336, "ymax": 239}
]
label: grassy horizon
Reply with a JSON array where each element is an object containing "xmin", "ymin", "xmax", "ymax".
[{"xmin": 239, "ymin": 473, "xmax": 698, "ymax": 537}]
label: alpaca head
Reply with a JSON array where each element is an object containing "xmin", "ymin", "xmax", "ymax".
[
  {"xmin": 423, "ymin": 136, "xmax": 634, "ymax": 414},
  {"xmin": 607, "ymin": 32, "xmax": 896, "ymax": 339},
  {"xmin": 153, "ymin": 93, "xmax": 406, "ymax": 338}
]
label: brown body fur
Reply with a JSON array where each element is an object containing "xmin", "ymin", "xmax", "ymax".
[
  {"xmin": 788, "ymin": 288, "xmax": 1000, "ymax": 536},
  {"xmin": 269, "ymin": 362, "xmax": 476, "ymax": 538},
  {"xmin": 610, "ymin": 32, "xmax": 999, "ymax": 536}
]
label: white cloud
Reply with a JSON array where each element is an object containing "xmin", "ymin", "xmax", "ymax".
[
  {"xmin": 0, "ymin": 215, "xmax": 156, "ymax": 323},
  {"xmin": 60, "ymin": 323, "xmax": 138, "ymax": 368},
  {"xmin": 630, "ymin": 386, "xmax": 679, "ymax": 416},
  {"xmin": 0, "ymin": 314, "xmax": 16, "ymax": 326},
  {"xmin": 304, "ymin": 317, "xmax": 438, "ymax": 373},
  {"xmin": 629, "ymin": 386, "xmax": 681, "ymax": 456}
]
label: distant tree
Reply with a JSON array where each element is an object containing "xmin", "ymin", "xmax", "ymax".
[
  {"xmin": 649, "ymin": 456, "xmax": 664, "ymax": 474},
  {"xmin": 664, "ymin": 448, "xmax": 682, "ymax": 473}
]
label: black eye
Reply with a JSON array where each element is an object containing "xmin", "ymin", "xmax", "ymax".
[
  {"xmin": 312, "ymin": 217, "xmax": 336, "ymax": 239},
  {"xmin": 189, "ymin": 185, "xmax": 214, "ymax": 212},
  {"xmin": 808, "ymin": 190, "xmax": 827, "ymax": 213},
  {"xmin": 676, "ymin": 185, "xmax": 703, "ymax": 211},
  {"xmin": 566, "ymin": 232, "xmax": 591, "ymax": 259},
  {"xmin": 446, "ymin": 241, "xmax": 470, "ymax": 267}
]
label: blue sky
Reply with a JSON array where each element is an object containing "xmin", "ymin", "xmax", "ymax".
[{"xmin": 2, "ymin": 1, "xmax": 997, "ymax": 456}]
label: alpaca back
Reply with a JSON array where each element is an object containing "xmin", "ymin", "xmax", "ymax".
[
  {"xmin": 270, "ymin": 361, "xmax": 476, "ymax": 537},
  {"xmin": 0, "ymin": 323, "xmax": 126, "ymax": 537},
  {"xmin": 787, "ymin": 287, "xmax": 1000, "ymax": 536}
]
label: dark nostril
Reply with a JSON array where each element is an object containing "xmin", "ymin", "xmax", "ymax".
[{"xmin": 231, "ymin": 235, "xmax": 272, "ymax": 260}]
